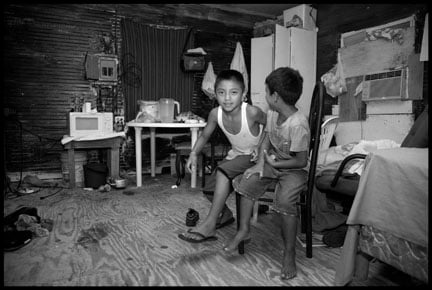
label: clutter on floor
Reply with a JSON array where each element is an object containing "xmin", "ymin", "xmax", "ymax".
[{"xmin": 3, "ymin": 207, "xmax": 54, "ymax": 252}]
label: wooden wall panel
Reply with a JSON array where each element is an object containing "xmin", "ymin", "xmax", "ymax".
[{"xmin": 4, "ymin": 4, "xmax": 117, "ymax": 173}]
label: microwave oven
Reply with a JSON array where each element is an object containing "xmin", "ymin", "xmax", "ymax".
[{"xmin": 68, "ymin": 112, "xmax": 113, "ymax": 137}]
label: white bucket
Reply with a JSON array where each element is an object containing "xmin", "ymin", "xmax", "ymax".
[{"xmin": 60, "ymin": 151, "xmax": 87, "ymax": 187}]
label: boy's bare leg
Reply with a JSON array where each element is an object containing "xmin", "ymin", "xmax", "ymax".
[
  {"xmin": 181, "ymin": 171, "xmax": 230, "ymax": 239},
  {"xmin": 280, "ymin": 213, "xmax": 297, "ymax": 280},
  {"xmin": 203, "ymin": 193, "xmax": 233, "ymax": 224},
  {"xmin": 223, "ymin": 195, "xmax": 254, "ymax": 252}
]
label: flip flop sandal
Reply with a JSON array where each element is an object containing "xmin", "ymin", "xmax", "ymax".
[
  {"xmin": 215, "ymin": 217, "xmax": 235, "ymax": 229},
  {"xmin": 3, "ymin": 230, "xmax": 32, "ymax": 252},
  {"xmin": 178, "ymin": 229, "xmax": 218, "ymax": 244}
]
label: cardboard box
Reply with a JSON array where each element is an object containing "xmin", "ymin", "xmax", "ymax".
[{"xmin": 283, "ymin": 4, "xmax": 317, "ymax": 31}]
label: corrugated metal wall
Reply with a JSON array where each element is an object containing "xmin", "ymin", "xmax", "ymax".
[
  {"xmin": 3, "ymin": 4, "xmax": 255, "ymax": 174},
  {"xmin": 120, "ymin": 20, "xmax": 195, "ymax": 122},
  {"xmin": 4, "ymin": 4, "xmax": 118, "ymax": 172}
]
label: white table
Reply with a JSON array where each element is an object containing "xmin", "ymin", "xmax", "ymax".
[{"xmin": 127, "ymin": 121, "xmax": 206, "ymax": 188}]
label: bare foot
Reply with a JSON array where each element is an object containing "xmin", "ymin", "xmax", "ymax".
[
  {"xmin": 223, "ymin": 229, "xmax": 249, "ymax": 252},
  {"xmin": 281, "ymin": 249, "xmax": 297, "ymax": 280}
]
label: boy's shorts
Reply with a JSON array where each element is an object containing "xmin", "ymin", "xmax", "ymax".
[
  {"xmin": 232, "ymin": 164, "xmax": 307, "ymax": 216},
  {"xmin": 202, "ymin": 154, "xmax": 255, "ymax": 195}
]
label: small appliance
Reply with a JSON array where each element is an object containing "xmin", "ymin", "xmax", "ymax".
[
  {"xmin": 68, "ymin": 112, "xmax": 113, "ymax": 137},
  {"xmin": 362, "ymin": 68, "xmax": 408, "ymax": 101}
]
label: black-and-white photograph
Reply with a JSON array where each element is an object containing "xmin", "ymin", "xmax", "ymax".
[{"xmin": 3, "ymin": 3, "xmax": 428, "ymax": 286}]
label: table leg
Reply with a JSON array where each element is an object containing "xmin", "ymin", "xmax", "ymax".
[
  {"xmin": 68, "ymin": 148, "xmax": 75, "ymax": 188},
  {"xmin": 150, "ymin": 127, "xmax": 156, "ymax": 177},
  {"xmin": 190, "ymin": 128, "xmax": 200, "ymax": 188},
  {"xmin": 108, "ymin": 146, "xmax": 120, "ymax": 179},
  {"xmin": 134, "ymin": 127, "xmax": 143, "ymax": 187}
]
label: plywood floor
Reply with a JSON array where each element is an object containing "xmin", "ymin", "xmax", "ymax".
[{"xmin": 3, "ymin": 174, "xmax": 421, "ymax": 286}]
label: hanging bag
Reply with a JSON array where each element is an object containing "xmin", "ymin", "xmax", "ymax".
[
  {"xmin": 201, "ymin": 61, "xmax": 216, "ymax": 99},
  {"xmin": 181, "ymin": 28, "xmax": 205, "ymax": 72}
]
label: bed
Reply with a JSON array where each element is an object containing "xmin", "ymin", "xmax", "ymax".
[{"xmin": 333, "ymin": 147, "xmax": 428, "ymax": 285}]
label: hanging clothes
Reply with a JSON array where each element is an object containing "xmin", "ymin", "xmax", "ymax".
[
  {"xmin": 230, "ymin": 42, "xmax": 249, "ymax": 95},
  {"xmin": 201, "ymin": 61, "xmax": 216, "ymax": 99}
]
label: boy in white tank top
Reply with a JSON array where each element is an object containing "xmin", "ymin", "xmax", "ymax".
[{"xmin": 178, "ymin": 70, "xmax": 266, "ymax": 243}]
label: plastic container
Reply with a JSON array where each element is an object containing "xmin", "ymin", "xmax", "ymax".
[
  {"xmin": 159, "ymin": 98, "xmax": 180, "ymax": 123},
  {"xmin": 84, "ymin": 163, "xmax": 108, "ymax": 189},
  {"xmin": 136, "ymin": 100, "xmax": 159, "ymax": 122},
  {"xmin": 61, "ymin": 151, "xmax": 87, "ymax": 187}
]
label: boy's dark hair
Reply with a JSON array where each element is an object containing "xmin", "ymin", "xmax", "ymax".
[
  {"xmin": 265, "ymin": 67, "xmax": 303, "ymax": 106},
  {"xmin": 214, "ymin": 69, "xmax": 245, "ymax": 92}
]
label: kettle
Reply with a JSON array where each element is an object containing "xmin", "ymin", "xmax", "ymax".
[{"xmin": 159, "ymin": 98, "xmax": 180, "ymax": 123}]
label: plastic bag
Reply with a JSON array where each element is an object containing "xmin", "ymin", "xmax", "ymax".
[
  {"xmin": 321, "ymin": 51, "xmax": 346, "ymax": 98},
  {"xmin": 201, "ymin": 61, "xmax": 216, "ymax": 99},
  {"xmin": 230, "ymin": 42, "xmax": 249, "ymax": 95}
]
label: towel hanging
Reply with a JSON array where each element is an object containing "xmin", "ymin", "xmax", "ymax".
[{"xmin": 230, "ymin": 42, "xmax": 249, "ymax": 95}]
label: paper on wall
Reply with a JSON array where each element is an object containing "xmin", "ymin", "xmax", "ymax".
[{"xmin": 354, "ymin": 82, "xmax": 363, "ymax": 96}]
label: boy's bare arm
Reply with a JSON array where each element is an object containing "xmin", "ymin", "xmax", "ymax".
[
  {"xmin": 190, "ymin": 108, "xmax": 217, "ymax": 154},
  {"xmin": 186, "ymin": 108, "xmax": 218, "ymax": 172},
  {"xmin": 248, "ymin": 105, "xmax": 267, "ymax": 126},
  {"xmin": 264, "ymin": 150, "xmax": 308, "ymax": 170},
  {"xmin": 244, "ymin": 133, "xmax": 270, "ymax": 179},
  {"xmin": 247, "ymin": 105, "xmax": 267, "ymax": 161}
]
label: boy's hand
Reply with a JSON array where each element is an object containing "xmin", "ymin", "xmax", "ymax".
[
  {"xmin": 250, "ymin": 149, "xmax": 259, "ymax": 162},
  {"xmin": 263, "ymin": 150, "xmax": 283, "ymax": 177},
  {"xmin": 186, "ymin": 152, "xmax": 197, "ymax": 173},
  {"xmin": 263, "ymin": 150, "xmax": 277, "ymax": 167},
  {"xmin": 244, "ymin": 164, "xmax": 263, "ymax": 179}
]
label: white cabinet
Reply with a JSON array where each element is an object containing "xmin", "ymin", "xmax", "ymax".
[{"xmin": 251, "ymin": 25, "xmax": 317, "ymax": 117}]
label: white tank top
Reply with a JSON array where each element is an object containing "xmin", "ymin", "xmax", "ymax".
[{"xmin": 217, "ymin": 102, "xmax": 262, "ymax": 160}]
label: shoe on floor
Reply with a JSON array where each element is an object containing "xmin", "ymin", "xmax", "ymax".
[
  {"xmin": 186, "ymin": 208, "xmax": 199, "ymax": 227},
  {"xmin": 178, "ymin": 229, "xmax": 218, "ymax": 243},
  {"xmin": 3, "ymin": 230, "xmax": 32, "ymax": 252}
]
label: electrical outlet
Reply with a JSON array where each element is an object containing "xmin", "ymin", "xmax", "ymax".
[
  {"xmin": 4, "ymin": 107, "xmax": 17, "ymax": 117},
  {"xmin": 115, "ymin": 116, "xmax": 124, "ymax": 123}
]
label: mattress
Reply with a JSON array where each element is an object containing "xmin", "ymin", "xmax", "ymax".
[{"xmin": 358, "ymin": 225, "xmax": 428, "ymax": 283}]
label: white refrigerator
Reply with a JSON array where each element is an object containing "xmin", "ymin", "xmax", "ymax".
[{"xmin": 251, "ymin": 25, "xmax": 317, "ymax": 117}]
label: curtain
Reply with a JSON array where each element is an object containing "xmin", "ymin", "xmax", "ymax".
[{"xmin": 120, "ymin": 19, "xmax": 195, "ymax": 121}]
